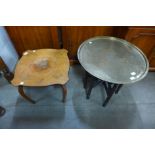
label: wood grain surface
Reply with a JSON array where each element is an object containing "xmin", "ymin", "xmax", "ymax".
[
  {"xmin": 5, "ymin": 26, "xmax": 60, "ymax": 56},
  {"xmin": 61, "ymin": 26, "xmax": 115, "ymax": 60},
  {"xmin": 11, "ymin": 49, "xmax": 69, "ymax": 86}
]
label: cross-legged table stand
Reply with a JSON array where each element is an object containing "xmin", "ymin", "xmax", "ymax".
[{"xmin": 84, "ymin": 71, "xmax": 123, "ymax": 107}]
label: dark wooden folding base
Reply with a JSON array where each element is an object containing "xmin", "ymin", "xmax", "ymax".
[
  {"xmin": 83, "ymin": 71, "xmax": 123, "ymax": 107},
  {"xmin": 18, "ymin": 84, "xmax": 67, "ymax": 104}
]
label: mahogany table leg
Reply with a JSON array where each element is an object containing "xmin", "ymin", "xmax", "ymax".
[
  {"xmin": 61, "ymin": 84, "xmax": 67, "ymax": 102},
  {"xmin": 0, "ymin": 106, "xmax": 5, "ymax": 117},
  {"xmin": 18, "ymin": 85, "xmax": 35, "ymax": 104}
]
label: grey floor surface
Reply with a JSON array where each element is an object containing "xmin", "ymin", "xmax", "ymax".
[{"xmin": 0, "ymin": 65, "xmax": 155, "ymax": 129}]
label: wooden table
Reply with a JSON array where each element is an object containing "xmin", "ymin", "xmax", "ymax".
[{"xmin": 11, "ymin": 49, "xmax": 69, "ymax": 103}]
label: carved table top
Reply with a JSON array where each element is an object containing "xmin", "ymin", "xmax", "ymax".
[{"xmin": 11, "ymin": 49, "xmax": 69, "ymax": 86}]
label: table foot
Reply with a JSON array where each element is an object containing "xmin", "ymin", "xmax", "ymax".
[
  {"xmin": 61, "ymin": 84, "xmax": 67, "ymax": 102},
  {"xmin": 18, "ymin": 86, "xmax": 36, "ymax": 104}
]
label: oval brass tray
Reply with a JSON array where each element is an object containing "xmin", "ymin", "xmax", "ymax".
[{"xmin": 78, "ymin": 36, "xmax": 149, "ymax": 84}]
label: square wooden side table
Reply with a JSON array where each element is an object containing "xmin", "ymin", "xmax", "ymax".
[{"xmin": 11, "ymin": 49, "xmax": 69, "ymax": 103}]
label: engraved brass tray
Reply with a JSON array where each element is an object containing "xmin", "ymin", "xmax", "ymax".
[{"xmin": 78, "ymin": 36, "xmax": 149, "ymax": 84}]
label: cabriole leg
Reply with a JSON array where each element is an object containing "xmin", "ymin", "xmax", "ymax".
[
  {"xmin": 18, "ymin": 85, "xmax": 35, "ymax": 104},
  {"xmin": 61, "ymin": 84, "xmax": 67, "ymax": 102}
]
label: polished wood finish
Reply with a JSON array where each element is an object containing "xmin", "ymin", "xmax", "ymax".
[
  {"xmin": 114, "ymin": 26, "xmax": 129, "ymax": 38},
  {"xmin": 12, "ymin": 49, "xmax": 69, "ymax": 103},
  {"xmin": 125, "ymin": 27, "xmax": 155, "ymax": 70},
  {"xmin": 149, "ymin": 47, "xmax": 155, "ymax": 71},
  {"xmin": 50, "ymin": 26, "xmax": 60, "ymax": 49},
  {"xmin": 6, "ymin": 26, "xmax": 116, "ymax": 61},
  {"xmin": 5, "ymin": 26, "xmax": 155, "ymax": 70},
  {"xmin": 5, "ymin": 26, "xmax": 60, "ymax": 56},
  {"xmin": 11, "ymin": 49, "xmax": 69, "ymax": 86},
  {"xmin": 61, "ymin": 26, "xmax": 115, "ymax": 60}
]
